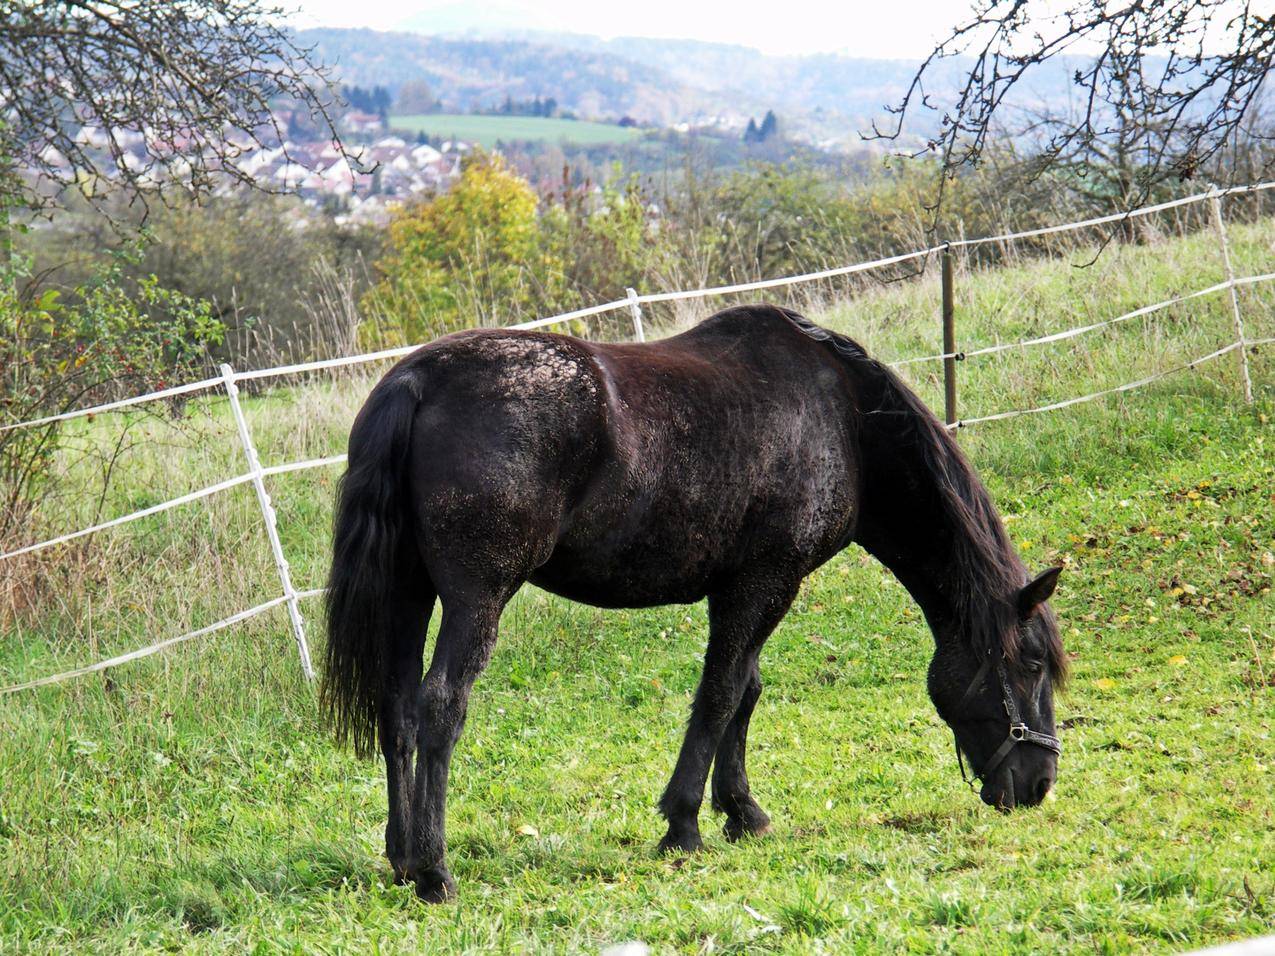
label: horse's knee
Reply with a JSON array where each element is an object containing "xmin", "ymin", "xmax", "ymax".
[{"xmin": 416, "ymin": 674, "xmax": 464, "ymax": 750}]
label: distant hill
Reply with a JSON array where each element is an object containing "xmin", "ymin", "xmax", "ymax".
[
  {"xmin": 528, "ymin": 33, "xmax": 1085, "ymax": 130},
  {"xmin": 297, "ymin": 27, "xmax": 1090, "ymax": 149},
  {"xmin": 297, "ymin": 29, "xmax": 746, "ymax": 127}
]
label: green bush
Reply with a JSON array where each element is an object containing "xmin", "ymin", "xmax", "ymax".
[
  {"xmin": 361, "ymin": 153, "xmax": 552, "ymax": 343},
  {"xmin": 0, "ymin": 245, "xmax": 224, "ymax": 540},
  {"xmin": 22, "ymin": 192, "xmax": 382, "ymax": 369},
  {"xmin": 301, "ymin": 150, "xmax": 1274, "ymax": 348}
]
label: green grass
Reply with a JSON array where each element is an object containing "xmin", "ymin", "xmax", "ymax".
[
  {"xmin": 0, "ymin": 222, "xmax": 1272, "ymax": 952},
  {"xmin": 389, "ymin": 113, "xmax": 646, "ymax": 148}
]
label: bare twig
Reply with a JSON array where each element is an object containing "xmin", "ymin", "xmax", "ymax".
[
  {"xmin": 868, "ymin": 1, "xmax": 1275, "ymax": 217},
  {"xmin": 0, "ymin": 1, "xmax": 363, "ymax": 221}
]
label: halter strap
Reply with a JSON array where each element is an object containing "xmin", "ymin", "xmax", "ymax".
[{"xmin": 953, "ymin": 653, "xmax": 1061, "ymax": 788}]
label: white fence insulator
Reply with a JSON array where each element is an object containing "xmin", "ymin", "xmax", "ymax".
[{"xmin": 220, "ymin": 364, "xmax": 314, "ymax": 682}]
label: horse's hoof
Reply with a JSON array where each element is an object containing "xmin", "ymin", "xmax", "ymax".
[
  {"xmin": 656, "ymin": 832, "xmax": 704, "ymax": 855},
  {"xmin": 414, "ymin": 867, "xmax": 457, "ymax": 903},
  {"xmin": 723, "ymin": 809, "xmax": 772, "ymax": 843}
]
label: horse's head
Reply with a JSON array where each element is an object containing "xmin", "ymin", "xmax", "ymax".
[{"xmin": 928, "ymin": 566, "xmax": 1066, "ymax": 810}]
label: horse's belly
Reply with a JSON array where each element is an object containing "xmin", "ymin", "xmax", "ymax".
[{"xmin": 527, "ymin": 536, "xmax": 720, "ymax": 608}]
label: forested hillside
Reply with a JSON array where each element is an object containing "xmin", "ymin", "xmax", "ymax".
[{"xmin": 298, "ymin": 27, "xmax": 1090, "ymax": 146}]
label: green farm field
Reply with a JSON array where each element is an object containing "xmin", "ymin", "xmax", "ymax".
[
  {"xmin": 389, "ymin": 113, "xmax": 646, "ymax": 148},
  {"xmin": 0, "ymin": 221, "xmax": 1272, "ymax": 952}
]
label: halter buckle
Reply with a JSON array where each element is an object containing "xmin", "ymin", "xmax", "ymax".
[{"xmin": 1009, "ymin": 723, "xmax": 1029, "ymax": 741}]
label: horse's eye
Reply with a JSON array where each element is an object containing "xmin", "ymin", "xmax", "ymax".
[{"xmin": 1024, "ymin": 659, "xmax": 1044, "ymax": 675}]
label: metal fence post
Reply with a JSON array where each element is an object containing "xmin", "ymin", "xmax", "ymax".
[
  {"xmin": 941, "ymin": 243, "xmax": 959, "ymax": 426},
  {"xmin": 625, "ymin": 287, "xmax": 646, "ymax": 342},
  {"xmin": 1209, "ymin": 190, "xmax": 1254, "ymax": 404},
  {"xmin": 220, "ymin": 363, "xmax": 315, "ymax": 681}
]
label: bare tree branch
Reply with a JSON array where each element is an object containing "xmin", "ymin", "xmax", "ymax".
[
  {"xmin": 0, "ymin": 0, "xmax": 360, "ymax": 220},
  {"xmin": 868, "ymin": 0, "xmax": 1274, "ymax": 212}
]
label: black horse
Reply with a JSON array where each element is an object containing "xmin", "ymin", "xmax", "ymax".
[{"xmin": 322, "ymin": 305, "xmax": 1067, "ymax": 902}]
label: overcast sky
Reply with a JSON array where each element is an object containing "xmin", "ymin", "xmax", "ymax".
[{"xmin": 286, "ymin": 0, "xmax": 978, "ymax": 57}]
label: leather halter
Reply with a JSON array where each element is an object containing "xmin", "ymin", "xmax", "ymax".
[{"xmin": 953, "ymin": 653, "xmax": 1061, "ymax": 787}]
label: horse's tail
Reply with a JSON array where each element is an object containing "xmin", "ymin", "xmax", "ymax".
[{"xmin": 321, "ymin": 371, "xmax": 423, "ymax": 758}]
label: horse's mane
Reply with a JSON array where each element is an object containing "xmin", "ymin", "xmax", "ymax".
[{"xmin": 776, "ymin": 307, "xmax": 1065, "ymax": 682}]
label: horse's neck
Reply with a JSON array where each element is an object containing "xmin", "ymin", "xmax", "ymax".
[
  {"xmin": 851, "ymin": 413, "xmax": 1015, "ymax": 638},
  {"xmin": 854, "ymin": 463, "xmax": 963, "ymax": 631}
]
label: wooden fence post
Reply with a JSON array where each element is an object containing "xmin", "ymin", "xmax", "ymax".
[{"xmin": 941, "ymin": 243, "xmax": 958, "ymax": 426}]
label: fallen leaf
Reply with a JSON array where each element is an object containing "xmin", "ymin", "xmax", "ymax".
[
  {"xmin": 516, "ymin": 824, "xmax": 539, "ymax": 838},
  {"xmin": 1168, "ymin": 655, "xmax": 1188, "ymax": 666},
  {"xmin": 1094, "ymin": 678, "xmax": 1117, "ymax": 691}
]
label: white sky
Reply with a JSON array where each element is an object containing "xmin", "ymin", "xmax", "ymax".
[{"xmin": 285, "ymin": 0, "xmax": 975, "ymax": 57}]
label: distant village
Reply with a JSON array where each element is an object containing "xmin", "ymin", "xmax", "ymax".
[
  {"xmin": 48, "ymin": 108, "xmax": 471, "ymax": 224},
  {"xmin": 236, "ymin": 109, "xmax": 472, "ymax": 224},
  {"xmin": 41, "ymin": 98, "xmax": 783, "ymax": 225}
]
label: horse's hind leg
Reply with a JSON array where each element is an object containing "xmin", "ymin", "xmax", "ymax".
[
  {"xmin": 657, "ymin": 575, "xmax": 799, "ymax": 854},
  {"xmin": 408, "ymin": 592, "xmax": 508, "ymax": 902},
  {"xmin": 380, "ymin": 586, "xmax": 434, "ymax": 884},
  {"xmin": 710, "ymin": 658, "xmax": 772, "ymax": 841}
]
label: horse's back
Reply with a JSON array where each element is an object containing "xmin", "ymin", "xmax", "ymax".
[
  {"xmin": 546, "ymin": 307, "xmax": 862, "ymax": 604},
  {"xmin": 381, "ymin": 307, "xmax": 860, "ymax": 605}
]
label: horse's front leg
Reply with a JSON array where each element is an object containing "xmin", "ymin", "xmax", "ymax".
[
  {"xmin": 409, "ymin": 598, "xmax": 501, "ymax": 902},
  {"xmin": 710, "ymin": 659, "xmax": 772, "ymax": 841},
  {"xmin": 657, "ymin": 576, "xmax": 798, "ymax": 854}
]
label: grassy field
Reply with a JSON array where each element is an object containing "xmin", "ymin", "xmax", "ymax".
[
  {"xmin": 0, "ymin": 221, "xmax": 1272, "ymax": 952},
  {"xmin": 389, "ymin": 114, "xmax": 646, "ymax": 148}
]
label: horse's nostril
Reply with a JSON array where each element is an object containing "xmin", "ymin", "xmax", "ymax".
[{"xmin": 1034, "ymin": 774, "xmax": 1054, "ymax": 803}]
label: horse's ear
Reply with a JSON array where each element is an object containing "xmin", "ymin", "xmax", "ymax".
[{"xmin": 1018, "ymin": 566, "xmax": 1062, "ymax": 618}]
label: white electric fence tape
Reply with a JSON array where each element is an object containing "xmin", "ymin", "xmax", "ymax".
[
  {"xmin": 0, "ymin": 589, "xmax": 328, "ymax": 696},
  {"xmin": 891, "ymin": 273, "xmax": 1275, "ymax": 368},
  {"xmin": 948, "ymin": 337, "xmax": 1275, "ymax": 429},
  {"xmin": 2, "ymin": 181, "xmax": 1272, "ymax": 695}
]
